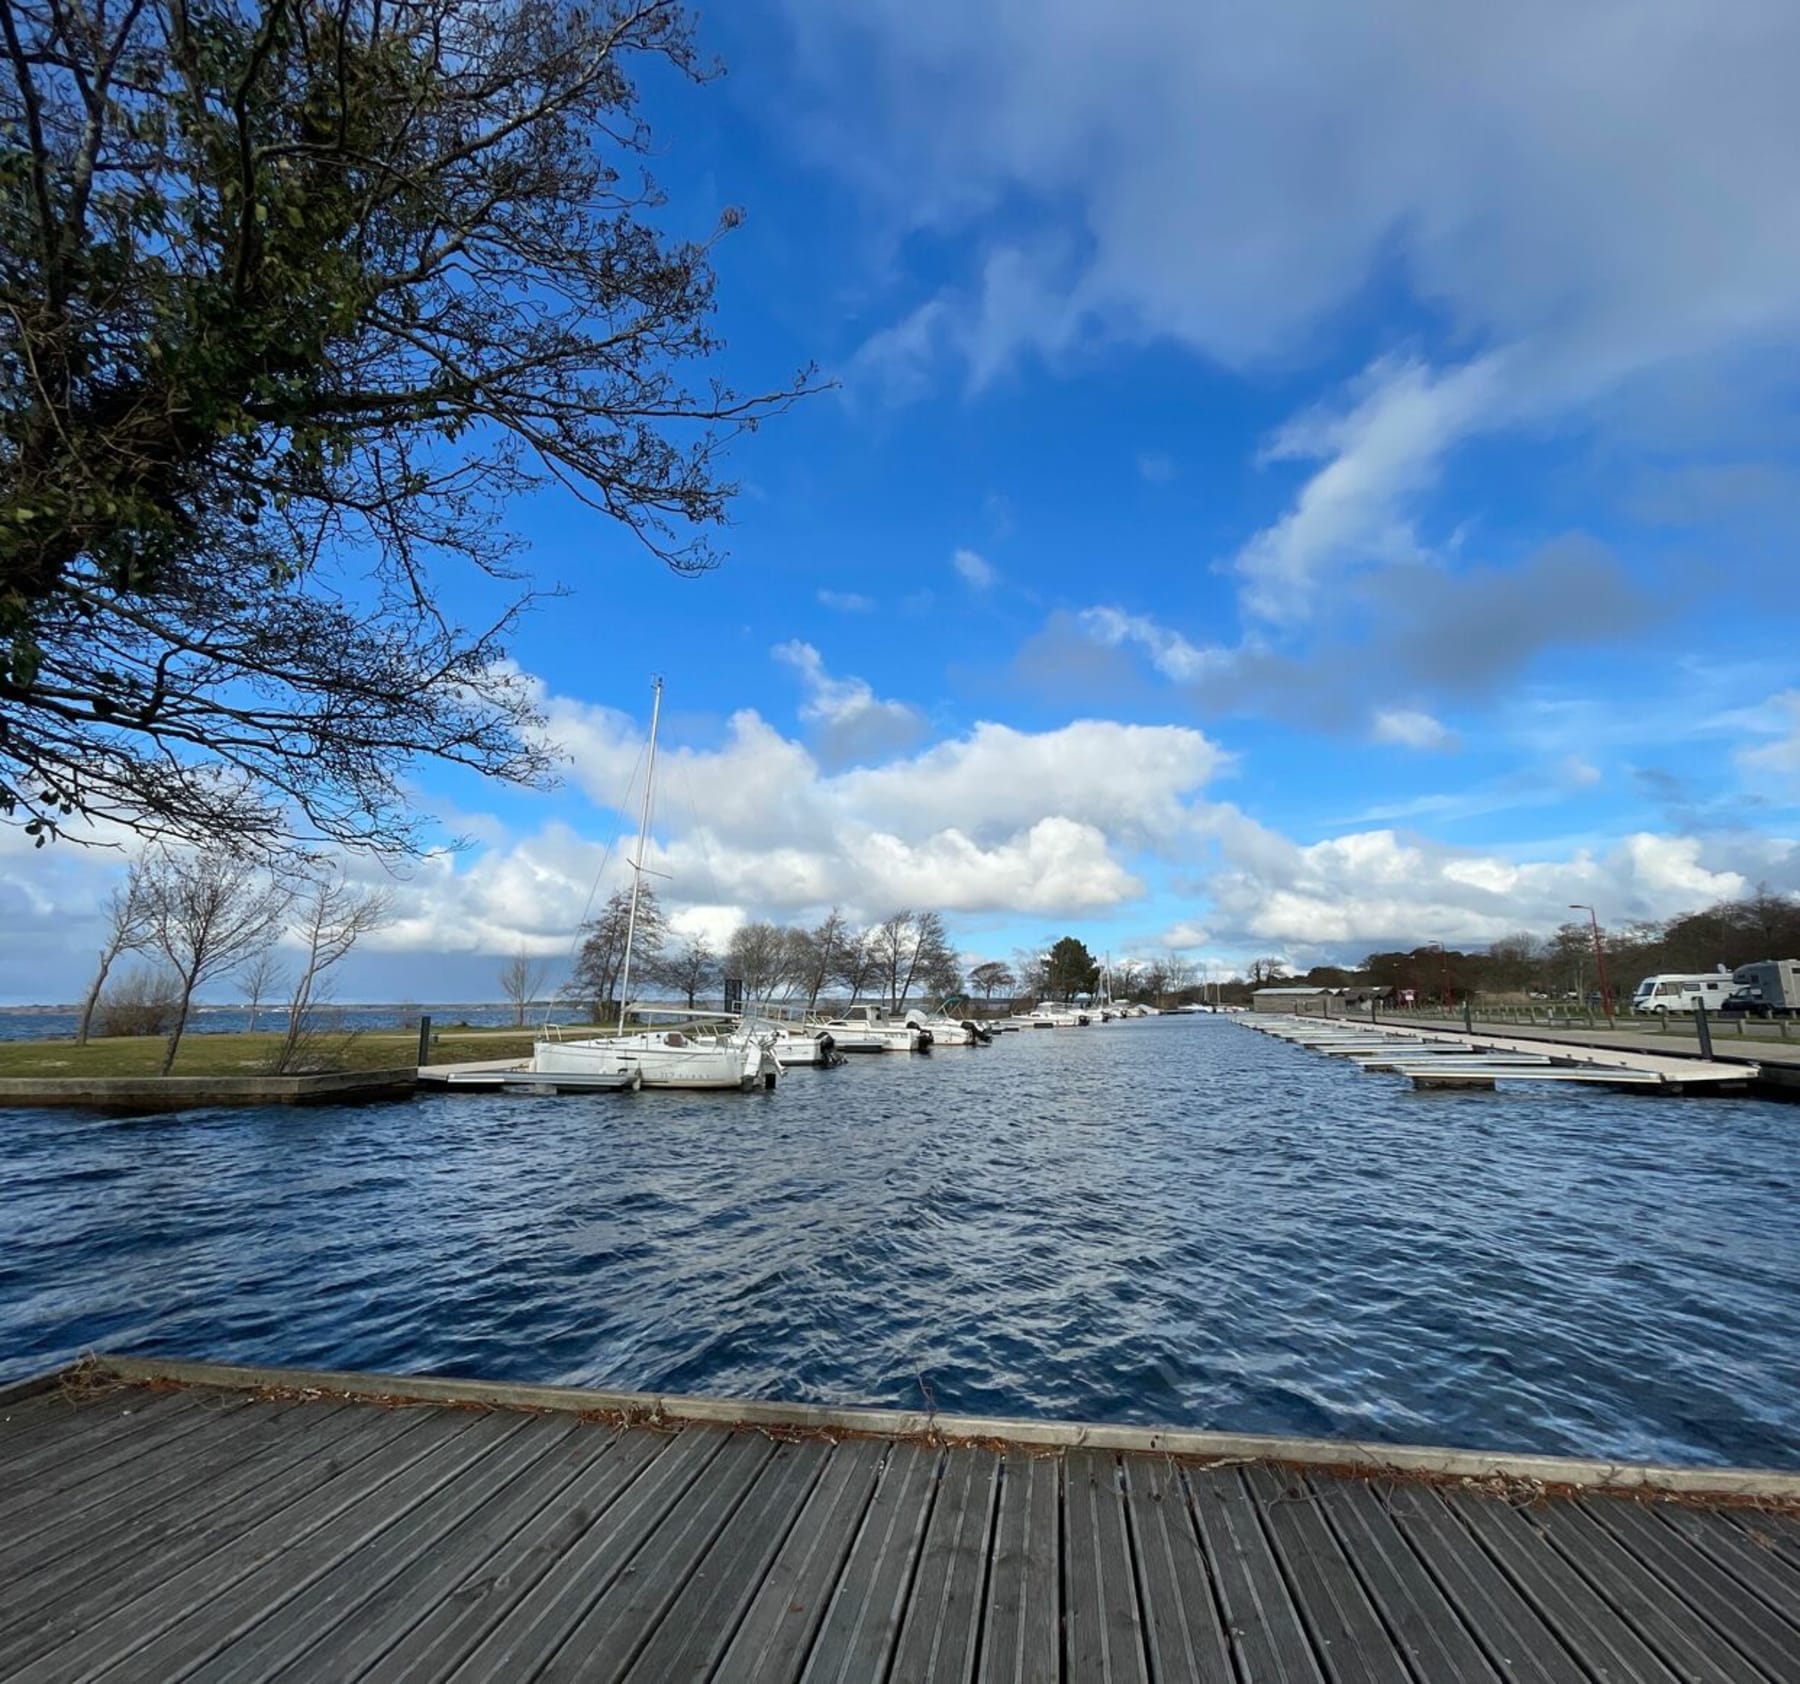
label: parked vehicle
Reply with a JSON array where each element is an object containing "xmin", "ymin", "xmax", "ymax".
[
  {"xmin": 1722, "ymin": 959, "xmax": 1800, "ymax": 1017},
  {"xmin": 1629, "ymin": 973, "xmax": 1736, "ymax": 1014}
]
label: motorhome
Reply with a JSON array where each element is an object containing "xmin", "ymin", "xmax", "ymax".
[
  {"xmin": 1630, "ymin": 973, "xmax": 1736, "ymax": 1014},
  {"xmin": 1725, "ymin": 959, "xmax": 1800, "ymax": 1017}
]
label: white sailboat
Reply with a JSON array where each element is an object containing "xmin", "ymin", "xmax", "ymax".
[{"xmin": 533, "ymin": 679, "xmax": 781, "ymax": 1092}]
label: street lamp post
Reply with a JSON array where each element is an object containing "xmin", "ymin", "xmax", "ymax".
[{"xmin": 1569, "ymin": 904, "xmax": 1614, "ymax": 1025}]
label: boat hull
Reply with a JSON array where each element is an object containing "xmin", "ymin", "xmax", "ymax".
[{"xmin": 537, "ymin": 1033, "xmax": 776, "ymax": 1091}]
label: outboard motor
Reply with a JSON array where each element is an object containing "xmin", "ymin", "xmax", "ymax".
[
  {"xmin": 818, "ymin": 1031, "xmax": 845, "ymax": 1069},
  {"xmin": 963, "ymin": 1018, "xmax": 992, "ymax": 1044}
]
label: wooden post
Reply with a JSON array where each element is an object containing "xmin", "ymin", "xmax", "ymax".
[
  {"xmin": 1693, "ymin": 1001, "xmax": 1713, "ymax": 1060},
  {"xmin": 416, "ymin": 1013, "xmax": 432, "ymax": 1067}
]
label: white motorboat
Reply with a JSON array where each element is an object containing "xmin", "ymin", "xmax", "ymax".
[
  {"xmin": 760, "ymin": 1022, "xmax": 844, "ymax": 1067},
  {"xmin": 1023, "ymin": 1003, "xmax": 1089, "ymax": 1027},
  {"xmin": 905, "ymin": 1000, "xmax": 993, "ymax": 1045},
  {"xmin": 533, "ymin": 680, "xmax": 780, "ymax": 1092},
  {"xmin": 816, "ymin": 1003, "xmax": 931, "ymax": 1051}
]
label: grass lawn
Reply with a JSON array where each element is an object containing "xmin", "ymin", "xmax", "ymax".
[{"xmin": 0, "ymin": 1026, "xmax": 541, "ymax": 1078}]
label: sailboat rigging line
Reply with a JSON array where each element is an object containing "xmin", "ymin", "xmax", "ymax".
[
  {"xmin": 541, "ymin": 735, "xmax": 650, "ymax": 1033},
  {"xmin": 617, "ymin": 676, "xmax": 665, "ymax": 1024}
]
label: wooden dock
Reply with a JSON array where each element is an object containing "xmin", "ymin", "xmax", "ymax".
[
  {"xmin": 1244, "ymin": 1017, "xmax": 1762, "ymax": 1093},
  {"xmin": 3, "ymin": 1359, "xmax": 1796, "ymax": 1682}
]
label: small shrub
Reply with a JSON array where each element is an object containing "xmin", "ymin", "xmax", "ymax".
[{"xmin": 96, "ymin": 968, "xmax": 184, "ymax": 1037}]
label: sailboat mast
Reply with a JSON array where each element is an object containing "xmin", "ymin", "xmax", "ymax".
[{"xmin": 616, "ymin": 676, "xmax": 663, "ymax": 1025}]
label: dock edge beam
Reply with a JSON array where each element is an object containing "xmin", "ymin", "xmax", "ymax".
[{"xmin": 62, "ymin": 1353, "xmax": 1800, "ymax": 1502}]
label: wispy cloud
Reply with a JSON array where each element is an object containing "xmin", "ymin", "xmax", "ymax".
[
  {"xmin": 817, "ymin": 589, "xmax": 876, "ymax": 613},
  {"xmin": 953, "ymin": 547, "xmax": 999, "ymax": 589},
  {"xmin": 1371, "ymin": 707, "xmax": 1458, "ymax": 752}
]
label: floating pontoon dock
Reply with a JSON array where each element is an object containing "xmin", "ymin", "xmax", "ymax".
[
  {"xmin": 1245, "ymin": 1016, "xmax": 1760, "ymax": 1092},
  {"xmin": 2, "ymin": 1357, "xmax": 1796, "ymax": 1681}
]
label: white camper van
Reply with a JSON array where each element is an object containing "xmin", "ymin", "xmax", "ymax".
[{"xmin": 1630, "ymin": 973, "xmax": 1736, "ymax": 1014}]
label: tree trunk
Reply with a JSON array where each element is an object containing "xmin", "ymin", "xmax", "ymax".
[
  {"xmin": 276, "ymin": 972, "xmax": 314, "ymax": 1074},
  {"xmin": 76, "ymin": 944, "xmax": 117, "ymax": 1046},
  {"xmin": 161, "ymin": 977, "xmax": 198, "ymax": 1075}
]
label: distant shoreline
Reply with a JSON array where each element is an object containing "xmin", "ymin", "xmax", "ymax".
[{"xmin": 0, "ymin": 1001, "xmax": 522, "ymax": 1015}]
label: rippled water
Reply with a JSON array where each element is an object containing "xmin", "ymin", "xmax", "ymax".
[{"xmin": 2, "ymin": 1018, "xmax": 1795, "ymax": 1468}]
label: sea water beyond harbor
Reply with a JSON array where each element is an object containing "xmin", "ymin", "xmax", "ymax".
[{"xmin": 2, "ymin": 1015, "xmax": 1794, "ymax": 1468}]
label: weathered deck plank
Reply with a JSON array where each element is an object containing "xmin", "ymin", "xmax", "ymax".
[
  {"xmin": 1187, "ymin": 1463, "xmax": 1327, "ymax": 1684},
  {"xmin": 714, "ymin": 1437, "xmax": 886, "ymax": 1683},
  {"xmin": 1580, "ymin": 1497, "xmax": 1799, "ymax": 1682},
  {"xmin": 800, "ymin": 1440, "xmax": 940, "ymax": 1684},
  {"xmin": 185, "ymin": 1413, "xmax": 587, "ymax": 1684},
  {"xmin": 108, "ymin": 1410, "xmax": 526, "ymax": 1681},
  {"xmin": 1244, "ymin": 1461, "xmax": 1409, "ymax": 1684},
  {"xmin": 2, "ymin": 1375, "xmax": 1793, "ymax": 1684},
  {"xmin": 1303, "ymin": 1476, "xmax": 1502, "ymax": 1682},
  {"xmin": 1065, "ymin": 1447, "xmax": 1150, "ymax": 1683},
  {"xmin": 542, "ymin": 1430, "xmax": 778, "ymax": 1680},
  {"xmin": 313, "ymin": 1423, "xmax": 657, "ymax": 1683},
  {"xmin": 20, "ymin": 1407, "xmax": 474, "ymax": 1684},
  {"xmin": 622, "ymin": 1437, "xmax": 834, "ymax": 1683},
  {"xmin": 1, "ymin": 1393, "xmax": 321, "ymax": 1559},
  {"xmin": 1378, "ymin": 1483, "xmax": 1589, "ymax": 1684},
  {"xmin": 1443, "ymin": 1489, "xmax": 1686, "ymax": 1683},
  {"xmin": 0, "ymin": 1401, "xmax": 432, "ymax": 1675},
  {"xmin": 0, "ymin": 1386, "xmax": 204, "ymax": 1490},
  {"xmin": 889, "ymin": 1444, "xmax": 1000, "ymax": 1683},
  {"xmin": 1121, "ymin": 1452, "xmax": 1234, "ymax": 1684},
  {"xmin": 976, "ymin": 1450, "xmax": 1061, "ymax": 1684},
  {"xmin": 437, "ymin": 1424, "xmax": 728, "ymax": 1681}
]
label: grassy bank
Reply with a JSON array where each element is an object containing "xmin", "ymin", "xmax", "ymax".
[{"xmin": 0, "ymin": 1026, "xmax": 540, "ymax": 1078}]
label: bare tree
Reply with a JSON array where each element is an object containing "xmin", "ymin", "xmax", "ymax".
[
  {"xmin": 900, "ymin": 912, "xmax": 958, "ymax": 1008},
  {"xmin": 793, "ymin": 908, "xmax": 849, "ymax": 1011},
  {"xmin": 1164, "ymin": 957, "xmax": 1199, "ymax": 1003},
  {"xmin": 1012, "ymin": 946, "xmax": 1050, "ymax": 1000},
  {"xmin": 148, "ymin": 852, "xmax": 290, "ymax": 1074},
  {"xmin": 726, "ymin": 921, "xmax": 791, "ymax": 1005},
  {"xmin": 969, "ymin": 960, "xmax": 1015, "ymax": 1006},
  {"xmin": 568, "ymin": 887, "xmax": 664, "ymax": 1024},
  {"xmin": 835, "ymin": 929, "xmax": 880, "ymax": 1007},
  {"xmin": 656, "ymin": 934, "xmax": 719, "ymax": 1010},
  {"xmin": 237, "ymin": 948, "xmax": 288, "ymax": 1033},
  {"xmin": 870, "ymin": 911, "xmax": 917, "ymax": 1010},
  {"xmin": 499, "ymin": 952, "xmax": 550, "ymax": 1027},
  {"xmin": 277, "ymin": 871, "xmax": 392, "ymax": 1072},
  {"xmin": 75, "ymin": 858, "xmax": 157, "ymax": 1045}
]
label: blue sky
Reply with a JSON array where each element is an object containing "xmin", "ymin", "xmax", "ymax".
[{"xmin": 5, "ymin": 0, "xmax": 1799, "ymax": 1004}]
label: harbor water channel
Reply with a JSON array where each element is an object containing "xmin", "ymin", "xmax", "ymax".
[{"xmin": 2, "ymin": 1016, "xmax": 1795, "ymax": 1469}]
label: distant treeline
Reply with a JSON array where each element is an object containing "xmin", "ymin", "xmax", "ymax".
[{"xmin": 1246, "ymin": 887, "xmax": 1800, "ymax": 1004}]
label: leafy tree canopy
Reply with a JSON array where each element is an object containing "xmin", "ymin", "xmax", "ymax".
[
  {"xmin": 1, "ymin": 0, "xmax": 808, "ymax": 856},
  {"xmin": 1044, "ymin": 934, "xmax": 1099, "ymax": 1000}
]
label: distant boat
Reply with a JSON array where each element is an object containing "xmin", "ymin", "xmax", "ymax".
[
  {"xmin": 1021, "ymin": 1003, "xmax": 1089, "ymax": 1028},
  {"xmin": 533, "ymin": 680, "xmax": 780, "ymax": 1092}
]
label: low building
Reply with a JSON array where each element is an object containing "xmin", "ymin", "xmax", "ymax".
[
  {"xmin": 1251, "ymin": 984, "xmax": 1388, "ymax": 1017},
  {"xmin": 1251, "ymin": 985, "xmax": 1336, "ymax": 1015}
]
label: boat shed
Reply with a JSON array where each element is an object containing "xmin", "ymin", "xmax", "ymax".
[{"xmin": 1251, "ymin": 985, "xmax": 1338, "ymax": 1015}]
